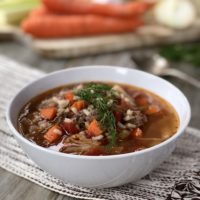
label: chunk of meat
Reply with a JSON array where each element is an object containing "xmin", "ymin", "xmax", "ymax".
[
  {"xmin": 113, "ymin": 85, "xmax": 136, "ymax": 107},
  {"xmin": 120, "ymin": 99, "xmax": 133, "ymax": 110},
  {"xmin": 63, "ymin": 121, "xmax": 79, "ymax": 135},
  {"xmin": 114, "ymin": 111, "xmax": 123, "ymax": 122},
  {"xmin": 135, "ymin": 94, "xmax": 150, "ymax": 106}
]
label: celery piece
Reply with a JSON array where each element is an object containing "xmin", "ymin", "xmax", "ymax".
[
  {"xmin": 0, "ymin": 0, "xmax": 40, "ymax": 25},
  {"xmin": 0, "ymin": 0, "xmax": 40, "ymax": 9}
]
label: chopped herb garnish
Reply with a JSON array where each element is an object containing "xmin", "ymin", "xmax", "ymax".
[
  {"xmin": 76, "ymin": 83, "xmax": 117, "ymax": 146},
  {"xmin": 160, "ymin": 43, "xmax": 200, "ymax": 66}
]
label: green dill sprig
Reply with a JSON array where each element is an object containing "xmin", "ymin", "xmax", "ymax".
[
  {"xmin": 160, "ymin": 43, "xmax": 200, "ymax": 66},
  {"xmin": 75, "ymin": 83, "xmax": 117, "ymax": 146}
]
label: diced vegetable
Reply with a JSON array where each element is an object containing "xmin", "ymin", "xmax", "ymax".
[
  {"xmin": 65, "ymin": 91, "xmax": 74, "ymax": 103},
  {"xmin": 88, "ymin": 119, "xmax": 103, "ymax": 136},
  {"xmin": 40, "ymin": 106, "xmax": 57, "ymax": 120},
  {"xmin": 146, "ymin": 105, "xmax": 160, "ymax": 115},
  {"xmin": 72, "ymin": 100, "xmax": 87, "ymax": 111},
  {"xmin": 131, "ymin": 128, "xmax": 143, "ymax": 138},
  {"xmin": 44, "ymin": 125, "xmax": 63, "ymax": 143},
  {"xmin": 63, "ymin": 121, "xmax": 79, "ymax": 135}
]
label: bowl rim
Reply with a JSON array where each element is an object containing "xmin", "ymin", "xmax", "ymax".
[{"xmin": 6, "ymin": 65, "xmax": 191, "ymax": 160}]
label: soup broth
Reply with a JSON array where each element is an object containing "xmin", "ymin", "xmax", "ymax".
[{"xmin": 18, "ymin": 82, "xmax": 179, "ymax": 156}]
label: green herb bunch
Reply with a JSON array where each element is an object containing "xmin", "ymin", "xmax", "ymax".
[
  {"xmin": 160, "ymin": 44, "xmax": 200, "ymax": 66},
  {"xmin": 76, "ymin": 83, "xmax": 117, "ymax": 146}
]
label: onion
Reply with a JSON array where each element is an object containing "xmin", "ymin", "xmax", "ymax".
[{"xmin": 154, "ymin": 0, "xmax": 197, "ymax": 29}]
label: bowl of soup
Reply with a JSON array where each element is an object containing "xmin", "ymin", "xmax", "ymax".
[{"xmin": 6, "ymin": 66, "xmax": 191, "ymax": 188}]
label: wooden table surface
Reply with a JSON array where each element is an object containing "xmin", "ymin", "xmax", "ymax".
[{"xmin": 0, "ymin": 41, "xmax": 199, "ymax": 200}]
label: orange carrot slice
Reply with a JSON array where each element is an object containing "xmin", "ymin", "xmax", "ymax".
[
  {"xmin": 65, "ymin": 91, "xmax": 74, "ymax": 102},
  {"xmin": 72, "ymin": 100, "xmax": 86, "ymax": 111},
  {"xmin": 44, "ymin": 125, "xmax": 63, "ymax": 143},
  {"xmin": 88, "ymin": 119, "xmax": 103, "ymax": 136},
  {"xmin": 40, "ymin": 107, "xmax": 57, "ymax": 120}
]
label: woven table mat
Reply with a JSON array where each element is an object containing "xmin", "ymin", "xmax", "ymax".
[{"xmin": 0, "ymin": 55, "xmax": 199, "ymax": 200}]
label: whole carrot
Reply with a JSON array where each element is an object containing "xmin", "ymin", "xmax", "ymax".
[
  {"xmin": 42, "ymin": 0, "xmax": 154, "ymax": 18},
  {"xmin": 29, "ymin": 6, "xmax": 52, "ymax": 17},
  {"xmin": 22, "ymin": 14, "xmax": 143, "ymax": 38}
]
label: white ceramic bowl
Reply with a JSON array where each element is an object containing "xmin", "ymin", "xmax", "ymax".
[{"xmin": 6, "ymin": 66, "xmax": 191, "ymax": 188}]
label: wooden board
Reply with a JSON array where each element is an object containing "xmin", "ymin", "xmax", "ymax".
[
  {"xmin": 1, "ymin": 19, "xmax": 200, "ymax": 58},
  {"xmin": 0, "ymin": 26, "xmax": 16, "ymax": 40},
  {"xmin": 31, "ymin": 20, "xmax": 200, "ymax": 58}
]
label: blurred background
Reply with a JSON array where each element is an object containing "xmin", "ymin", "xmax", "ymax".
[{"xmin": 0, "ymin": 0, "xmax": 200, "ymax": 124}]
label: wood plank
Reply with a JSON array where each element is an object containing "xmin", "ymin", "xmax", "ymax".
[
  {"xmin": 0, "ymin": 168, "xmax": 75, "ymax": 200},
  {"xmin": 32, "ymin": 21, "xmax": 200, "ymax": 58},
  {"xmin": 1, "ymin": 20, "xmax": 200, "ymax": 58},
  {"xmin": 0, "ymin": 26, "xmax": 16, "ymax": 40}
]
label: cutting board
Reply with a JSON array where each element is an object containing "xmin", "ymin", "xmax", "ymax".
[
  {"xmin": 0, "ymin": 26, "xmax": 17, "ymax": 40},
  {"xmin": 1, "ymin": 19, "xmax": 200, "ymax": 58}
]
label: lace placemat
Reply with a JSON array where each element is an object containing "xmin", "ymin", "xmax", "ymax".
[{"xmin": 0, "ymin": 55, "xmax": 199, "ymax": 200}]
